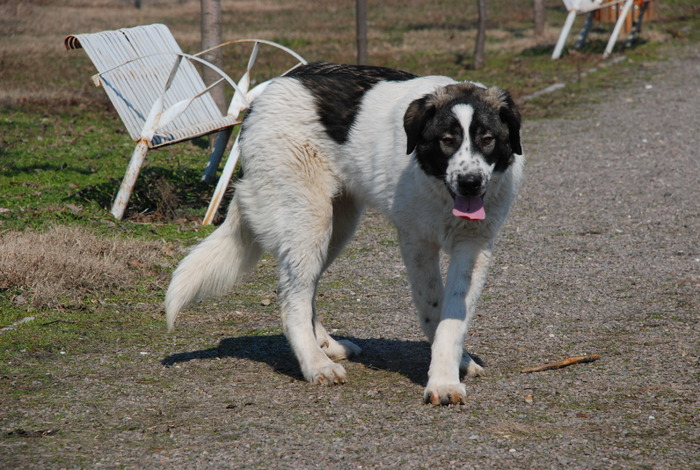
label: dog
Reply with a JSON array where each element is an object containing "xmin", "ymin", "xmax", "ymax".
[{"xmin": 165, "ymin": 62, "xmax": 523, "ymax": 405}]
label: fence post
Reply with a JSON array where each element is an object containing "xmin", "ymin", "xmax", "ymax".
[{"xmin": 356, "ymin": 0, "xmax": 368, "ymax": 65}]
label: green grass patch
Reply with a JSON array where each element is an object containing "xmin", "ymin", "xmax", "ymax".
[{"xmin": 0, "ymin": 109, "xmax": 229, "ymax": 234}]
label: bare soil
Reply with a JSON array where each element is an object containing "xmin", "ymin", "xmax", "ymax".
[{"xmin": 2, "ymin": 41, "xmax": 699, "ymax": 470}]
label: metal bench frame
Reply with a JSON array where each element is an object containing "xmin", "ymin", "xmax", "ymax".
[
  {"xmin": 65, "ymin": 24, "xmax": 306, "ymax": 223},
  {"xmin": 552, "ymin": 0, "xmax": 646, "ymax": 59}
]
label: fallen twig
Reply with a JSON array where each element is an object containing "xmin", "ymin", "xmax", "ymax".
[{"xmin": 520, "ymin": 354, "xmax": 600, "ymax": 374}]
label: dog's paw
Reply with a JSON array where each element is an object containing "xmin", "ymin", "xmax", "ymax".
[
  {"xmin": 423, "ymin": 382, "xmax": 467, "ymax": 406},
  {"xmin": 306, "ymin": 361, "xmax": 347, "ymax": 386},
  {"xmin": 460, "ymin": 351, "xmax": 485, "ymax": 378},
  {"xmin": 322, "ymin": 338, "xmax": 362, "ymax": 360}
]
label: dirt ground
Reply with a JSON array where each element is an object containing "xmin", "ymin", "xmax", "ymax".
[{"xmin": 3, "ymin": 44, "xmax": 699, "ymax": 468}]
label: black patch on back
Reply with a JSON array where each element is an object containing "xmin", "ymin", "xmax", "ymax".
[{"xmin": 285, "ymin": 62, "xmax": 416, "ymax": 144}]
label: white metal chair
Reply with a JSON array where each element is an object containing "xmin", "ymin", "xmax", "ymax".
[
  {"xmin": 552, "ymin": 0, "xmax": 639, "ymax": 59},
  {"xmin": 65, "ymin": 24, "xmax": 306, "ymax": 223}
]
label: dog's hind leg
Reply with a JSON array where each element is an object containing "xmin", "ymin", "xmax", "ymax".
[
  {"xmin": 314, "ymin": 193, "xmax": 364, "ymax": 361},
  {"xmin": 314, "ymin": 320, "xmax": 361, "ymax": 360},
  {"xmin": 460, "ymin": 351, "xmax": 485, "ymax": 378},
  {"xmin": 276, "ymin": 211, "xmax": 348, "ymax": 385},
  {"xmin": 242, "ymin": 159, "xmax": 350, "ymax": 385},
  {"xmin": 457, "ymin": 244, "xmax": 490, "ymax": 379}
]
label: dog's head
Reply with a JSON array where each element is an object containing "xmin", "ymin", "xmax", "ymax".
[{"xmin": 403, "ymin": 82, "xmax": 522, "ymax": 219}]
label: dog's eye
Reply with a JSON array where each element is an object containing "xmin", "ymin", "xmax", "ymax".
[
  {"xmin": 441, "ymin": 136, "xmax": 456, "ymax": 146},
  {"xmin": 480, "ymin": 134, "xmax": 494, "ymax": 146}
]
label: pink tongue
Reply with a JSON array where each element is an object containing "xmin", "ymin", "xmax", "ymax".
[{"xmin": 452, "ymin": 195, "xmax": 485, "ymax": 220}]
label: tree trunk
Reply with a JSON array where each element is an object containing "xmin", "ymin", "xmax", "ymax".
[
  {"xmin": 474, "ymin": 0, "xmax": 487, "ymax": 70},
  {"xmin": 534, "ymin": 0, "xmax": 546, "ymax": 42},
  {"xmin": 200, "ymin": 0, "xmax": 226, "ymax": 113}
]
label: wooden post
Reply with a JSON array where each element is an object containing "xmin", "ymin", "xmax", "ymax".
[
  {"xmin": 474, "ymin": 0, "xmax": 487, "ymax": 69},
  {"xmin": 534, "ymin": 0, "xmax": 546, "ymax": 42},
  {"xmin": 200, "ymin": 0, "xmax": 227, "ymax": 183},
  {"xmin": 356, "ymin": 0, "xmax": 368, "ymax": 65},
  {"xmin": 201, "ymin": 0, "xmax": 226, "ymax": 113}
]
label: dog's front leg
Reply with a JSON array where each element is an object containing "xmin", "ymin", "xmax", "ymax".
[
  {"xmin": 399, "ymin": 238, "xmax": 443, "ymax": 343},
  {"xmin": 424, "ymin": 245, "xmax": 492, "ymax": 405}
]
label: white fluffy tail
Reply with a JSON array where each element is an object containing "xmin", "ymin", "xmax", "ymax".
[{"xmin": 165, "ymin": 199, "xmax": 262, "ymax": 331}]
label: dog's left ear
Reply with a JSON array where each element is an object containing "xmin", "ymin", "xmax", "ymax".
[
  {"xmin": 403, "ymin": 95, "xmax": 436, "ymax": 155},
  {"xmin": 487, "ymin": 87, "xmax": 523, "ymax": 155}
]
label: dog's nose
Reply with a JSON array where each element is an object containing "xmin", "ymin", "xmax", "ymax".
[{"xmin": 457, "ymin": 174, "xmax": 483, "ymax": 196}]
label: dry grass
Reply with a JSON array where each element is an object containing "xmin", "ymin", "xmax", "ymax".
[
  {"xmin": 0, "ymin": 0, "xmax": 563, "ymax": 108},
  {"xmin": 0, "ymin": 225, "xmax": 169, "ymax": 309},
  {"xmin": 1, "ymin": 0, "xmax": 684, "ymax": 110}
]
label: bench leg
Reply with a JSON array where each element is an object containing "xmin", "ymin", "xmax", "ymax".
[
  {"xmin": 552, "ymin": 10, "xmax": 577, "ymax": 60},
  {"xmin": 604, "ymin": 0, "xmax": 634, "ymax": 58},
  {"xmin": 111, "ymin": 140, "xmax": 149, "ymax": 220},
  {"xmin": 575, "ymin": 11, "xmax": 596, "ymax": 49},
  {"xmin": 625, "ymin": 1, "xmax": 649, "ymax": 49},
  {"xmin": 202, "ymin": 135, "xmax": 241, "ymax": 225},
  {"xmin": 201, "ymin": 128, "xmax": 233, "ymax": 185}
]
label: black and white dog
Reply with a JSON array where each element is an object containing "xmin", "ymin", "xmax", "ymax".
[{"xmin": 165, "ymin": 63, "xmax": 523, "ymax": 405}]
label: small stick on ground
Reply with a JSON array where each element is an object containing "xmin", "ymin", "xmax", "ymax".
[{"xmin": 520, "ymin": 354, "xmax": 600, "ymax": 374}]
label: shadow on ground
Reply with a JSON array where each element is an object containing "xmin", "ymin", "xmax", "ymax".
[
  {"xmin": 161, "ymin": 334, "xmax": 433, "ymax": 386},
  {"xmin": 74, "ymin": 165, "xmax": 234, "ymax": 222}
]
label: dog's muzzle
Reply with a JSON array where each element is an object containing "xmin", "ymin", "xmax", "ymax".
[
  {"xmin": 447, "ymin": 182, "xmax": 486, "ymax": 221},
  {"xmin": 456, "ymin": 174, "xmax": 484, "ymax": 197}
]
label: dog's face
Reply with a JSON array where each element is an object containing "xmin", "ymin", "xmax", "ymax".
[{"xmin": 404, "ymin": 83, "xmax": 521, "ymax": 218}]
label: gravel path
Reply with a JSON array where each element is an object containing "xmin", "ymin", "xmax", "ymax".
[
  {"xmin": 136, "ymin": 44, "xmax": 700, "ymax": 468},
  {"xmin": 3, "ymin": 45, "xmax": 698, "ymax": 469}
]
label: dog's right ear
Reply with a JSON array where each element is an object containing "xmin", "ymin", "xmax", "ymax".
[{"xmin": 403, "ymin": 95, "xmax": 436, "ymax": 155}]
